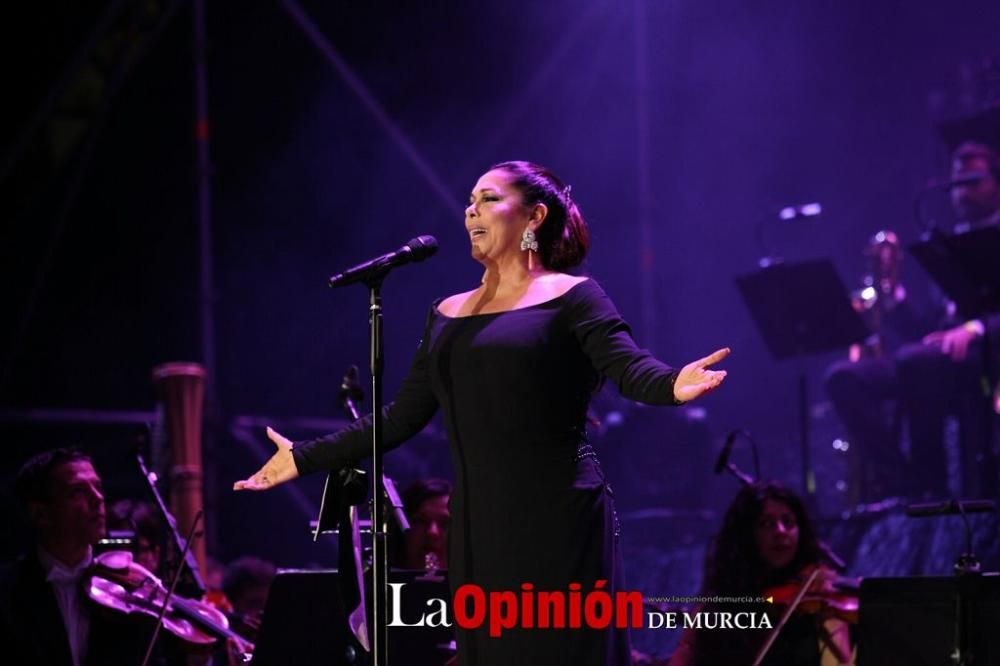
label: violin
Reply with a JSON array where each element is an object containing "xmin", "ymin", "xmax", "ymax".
[
  {"xmin": 761, "ymin": 563, "xmax": 859, "ymax": 624},
  {"xmin": 751, "ymin": 565, "xmax": 858, "ymax": 665},
  {"xmin": 87, "ymin": 550, "xmax": 253, "ymax": 659}
]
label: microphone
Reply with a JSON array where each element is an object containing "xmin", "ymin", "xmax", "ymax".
[
  {"xmin": 936, "ymin": 171, "xmax": 988, "ymax": 190},
  {"xmin": 905, "ymin": 499, "xmax": 995, "ymax": 517},
  {"xmin": 338, "ymin": 365, "xmax": 364, "ymax": 421},
  {"xmin": 714, "ymin": 429, "xmax": 757, "ymax": 486},
  {"xmin": 714, "ymin": 431, "xmax": 738, "ymax": 475},
  {"xmin": 818, "ymin": 540, "xmax": 847, "ymax": 572},
  {"xmin": 328, "ymin": 235, "xmax": 438, "ymax": 288}
]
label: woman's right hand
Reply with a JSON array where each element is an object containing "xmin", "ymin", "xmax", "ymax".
[{"xmin": 233, "ymin": 427, "xmax": 300, "ymax": 491}]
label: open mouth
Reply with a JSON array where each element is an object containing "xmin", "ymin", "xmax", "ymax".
[{"xmin": 469, "ymin": 227, "xmax": 487, "ymax": 239}]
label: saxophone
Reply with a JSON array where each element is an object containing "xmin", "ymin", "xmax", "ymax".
[{"xmin": 848, "ymin": 230, "xmax": 905, "ymax": 361}]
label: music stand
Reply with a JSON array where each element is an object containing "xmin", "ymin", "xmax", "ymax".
[
  {"xmin": 313, "ymin": 467, "xmax": 370, "ymax": 652},
  {"xmin": 859, "ymin": 574, "xmax": 1000, "ymax": 665},
  {"xmin": 908, "ymin": 226, "xmax": 1000, "ymax": 321},
  {"xmin": 253, "ymin": 569, "xmax": 455, "ymax": 666},
  {"xmin": 736, "ymin": 259, "xmax": 869, "ymax": 500}
]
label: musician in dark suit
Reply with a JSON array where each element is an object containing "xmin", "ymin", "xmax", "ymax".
[
  {"xmin": 824, "ymin": 230, "xmax": 942, "ymax": 502},
  {"xmin": 895, "ymin": 106, "xmax": 1000, "ymax": 497},
  {"xmin": 0, "ymin": 448, "xmax": 151, "ymax": 665}
]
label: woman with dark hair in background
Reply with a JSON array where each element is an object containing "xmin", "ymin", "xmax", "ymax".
[
  {"xmin": 670, "ymin": 482, "xmax": 854, "ymax": 666},
  {"xmin": 235, "ymin": 160, "xmax": 731, "ymax": 665}
]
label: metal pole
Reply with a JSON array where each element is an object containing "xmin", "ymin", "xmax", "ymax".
[
  {"xmin": 192, "ymin": 0, "xmax": 220, "ymax": 556},
  {"xmin": 633, "ymin": 0, "xmax": 656, "ymax": 350},
  {"xmin": 192, "ymin": 0, "xmax": 217, "ymax": 390},
  {"xmin": 800, "ymin": 366, "xmax": 815, "ymax": 500},
  {"xmin": 369, "ymin": 284, "xmax": 388, "ymax": 666}
]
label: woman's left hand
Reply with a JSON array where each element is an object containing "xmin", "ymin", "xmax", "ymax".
[
  {"xmin": 233, "ymin": 427, "xmax": 299, "ymax": 491},
  {"xmin": 673, "ymin": 347, "xmax": 730, "ymax": 403}
]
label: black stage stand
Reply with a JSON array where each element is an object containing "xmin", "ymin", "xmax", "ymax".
[
  {"xmin": 736, "ymin": 259, "xmax": 869, "ymax": 501},
  {"xmin": 908, "ymin": 226, "xmax": 1000, "ymax": 321},
  {"xmin": 859, "ymin": 500, "xmax": 997, "ymax": 665},
  {"xmin": 137, "ymin": 450, "xmax": 206, "ymax": 597},
  {"xmin": 366, "ymin": 280, "xmax": 390, "ymax": 666}
]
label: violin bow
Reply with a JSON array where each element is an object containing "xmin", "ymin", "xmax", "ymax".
[
  {"xmin": 141, "ymin": 510, "xmax": 204, "ymax": 666},
  {"xmin": 752, "ymin": 567, "xmax": 821, "ymax": 666}
]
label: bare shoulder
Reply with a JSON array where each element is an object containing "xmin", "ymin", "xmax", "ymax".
[{"xmin": 437, "ymin": 288, "xmax": 479, "ymax": 317}]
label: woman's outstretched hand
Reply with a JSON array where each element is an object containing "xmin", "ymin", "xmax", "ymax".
[
  {"xmin": 233, "ymin": 426, "xmax": 300, "ymax": 491},
  {"xmin": 673, "ymin": 347, "xmax": 730, "ymax": 403}
]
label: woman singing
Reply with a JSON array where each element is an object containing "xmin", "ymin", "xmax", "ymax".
[{"xmin": 235, "ymin": 160, "xmax": 730, "ymax": 665}]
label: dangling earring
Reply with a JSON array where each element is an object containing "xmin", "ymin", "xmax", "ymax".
[{"xmin": 521, "ymin": 228, "xmax": 538, "ymax": 252}]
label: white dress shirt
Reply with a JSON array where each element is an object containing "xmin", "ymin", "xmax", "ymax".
[{"xmin": 38, "ymin": 546, "xmax": 93, "ymax": 666}]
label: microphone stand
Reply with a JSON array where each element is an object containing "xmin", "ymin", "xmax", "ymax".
[
  {"xmin": 721, "ymin": 460, "xmax": 755, "ymax": 487},
  {"xmin": 136, "ymin": 450, "xmax": 205, "ymax": 596},
  {"xmin": 367, "ymin": 274, "xmax": 390, "ymax": 666},
  {"xmin": 715, "ymin": 430, "xmax": 847, "ymax": 570},
  {"xmin": 340, "ymin": 365, "xmax": 409, "ymax": 534},
  {"xmin": 952, "ymin": 501, "xmax": 980, "ymax": 666},
  {"xmin": 327, "ymin": 250, "xmax": 425, "ymax": 666},
  {"xmin": 906, "ymin": 498, "xmax": 994, "ymax": 665},
  {"xmin": 715, "ymin": 429, "xmax": 760, "ymax": 487},
  {"xmin": 141, "ymin": 510, "xmax": 203, "ymax": 666}
]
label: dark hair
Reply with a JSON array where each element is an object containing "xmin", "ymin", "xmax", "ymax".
[
  {"xmin": 702, "ymin": 481, "xmax": 824, "ymax": 596},
  {"xmin": 223, "ymin": 556, "xmax": 277, "ymax": 601},
  {"xmin": 109, "ymin": 499, "xmax": 161, "ymax": 548},
  {"xmin": 491, "ymin": 160, "xmax": 590, "ymax": 271},
  {"xmin": 14, "ymin": 448, "xmax": 93, "ymax": 515},
  {"xmin": 953, "ymin": 141, "xmax": 1000, "ymax": 181},
  {"xmin": 389, "ymin": 478, "xmax": 451, "ymax": 568},
  {"xmin": 401, "ymin": 477, "xmax": 451, "ymax": 516}
]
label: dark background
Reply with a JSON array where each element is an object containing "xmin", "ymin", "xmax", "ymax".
[{"xmin": 3, "ymin": 0, "xmax": 1000, "ymax": 655}]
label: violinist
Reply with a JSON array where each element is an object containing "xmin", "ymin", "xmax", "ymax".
[
  {"xmin": 895, "ymin": 111, "xmax": 1000, "ymax": 497},
  {"xmin": 669, "ymin": 482, "xmax": 854, "ymax": 666},
  {"xmin": 0, "ymin": 448, "xmax": 152, "ymax": 665}
]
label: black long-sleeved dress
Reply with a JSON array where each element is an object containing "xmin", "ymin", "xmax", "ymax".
[{"xmin": 293, "ymin": 278, "xmax": 680, "ymax": 666}]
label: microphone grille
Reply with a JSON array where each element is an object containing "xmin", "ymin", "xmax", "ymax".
[{"xmin": 406, "ymin": 235, "xmax": 439, "ymax": 261}]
